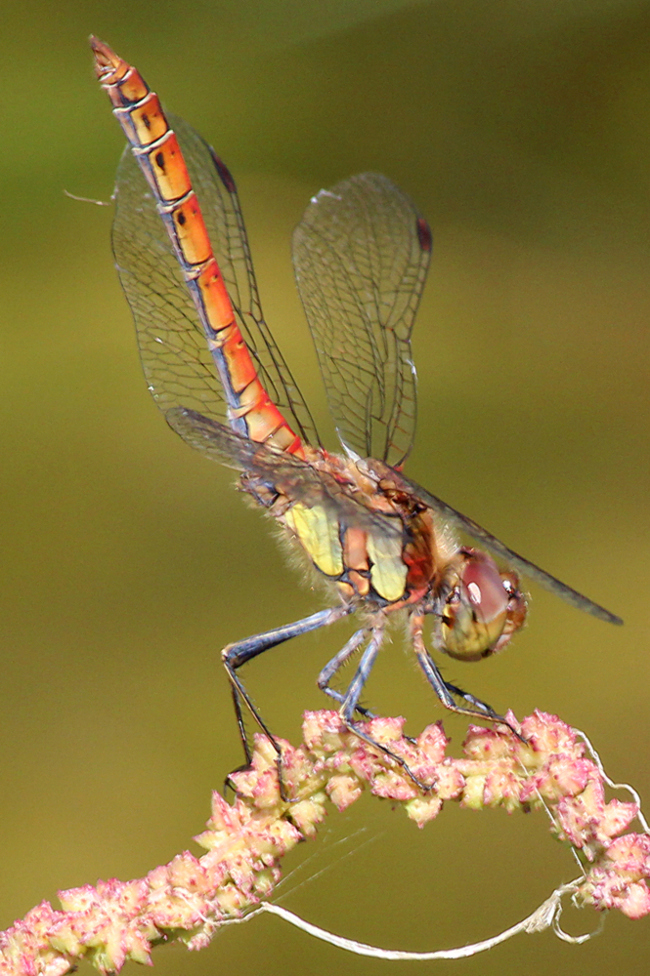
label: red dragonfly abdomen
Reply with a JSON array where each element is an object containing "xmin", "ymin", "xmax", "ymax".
[{"xmin": 91, "ymin": 37, "xmax": 302, "ymax": 456}]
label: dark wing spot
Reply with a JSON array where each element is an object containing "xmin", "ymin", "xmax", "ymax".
[
  {"xmin": 209, "ymin": 150, "xmax": 237, "ymax": 193},
  {"xmin": 417, "ymin": 216, "xmax": 432, "ymax": 252}
]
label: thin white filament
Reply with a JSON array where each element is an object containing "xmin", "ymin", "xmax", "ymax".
[{"xmin": 240, "ymin": 881, "xmax": 596, "ymax": 960}]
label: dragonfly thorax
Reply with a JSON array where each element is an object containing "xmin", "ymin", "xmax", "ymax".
[{"xmin": 251, "ymin": 452, "xmax": 442, "ymax": 609}]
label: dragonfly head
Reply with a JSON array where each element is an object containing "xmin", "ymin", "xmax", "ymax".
[{"xmin": 438, "ymin": 548, "xmax": 528, "ymax": 661}]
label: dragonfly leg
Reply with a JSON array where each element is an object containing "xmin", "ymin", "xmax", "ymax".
[
  {"xmin": 222, "ymin": 604, "xmax": 352, "ymax": 796},
  {"xmin": 412, "ymin": 614, "xmax": 522, "ymax": 739},
  {"xmin": 316, "ymin": 628, "xmax": 377, "ymax": 718},
  {"xmin": 336, "ymin": 626, "xmax": 433, "ymax": 792}
]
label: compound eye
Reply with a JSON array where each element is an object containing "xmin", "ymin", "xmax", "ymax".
[
  {"xmin": 440, "ymin": 550, "xmax": 526, "ymax": 661},
  {"xmin": 462, "ymin": 551, "xmax": 510, "ymax": 622}
]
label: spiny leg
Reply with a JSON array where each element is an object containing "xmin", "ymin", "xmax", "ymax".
[
  {"xmin": 317, "ymin": 628, "xmax": 377, "ymax": 718},
  {"xmin": 411, "ymin": 613, "xmax": 522, "ymax": 739},
  {"xmin": 336, "ymin": 625, "xmax": 433, "ymax": 791},
  {"xmin": 222, "ymin": 604, "xmax": 352, "ymax": 794}
]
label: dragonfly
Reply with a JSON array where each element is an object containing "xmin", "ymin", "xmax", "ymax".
[{"xmin": 92, "ymin": 38, "xmax": 622, "ymax": 789}]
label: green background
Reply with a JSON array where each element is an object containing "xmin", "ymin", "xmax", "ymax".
[{"xmin": 2, "ymin": 1, "xmax": 649, "ymax": 974}]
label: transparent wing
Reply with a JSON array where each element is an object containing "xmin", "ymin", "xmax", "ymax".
[
  {"xmin": 167, "ymin": 407, "xmax": 402, "ymax": 543},
  {"xmin": 400, "ymin": 473, "xmax": 623, "ymax": 626},
  {"xmin": 112, "ymin": 113, "xmax": 319, "ymax": 445},
  {"xmin": 292, "ymin": 173, "xmax": 431, "ymax": 468}
]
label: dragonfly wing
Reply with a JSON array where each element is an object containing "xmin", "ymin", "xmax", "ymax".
[
  {"xmin": 292, "ymin": 173, "xmax": 431, "ymax": 468},
  {"xmin": 400, "ymin": 473, "xmax": 623, "ymax": 626},
  {"xmin": 112, "ymin": 113, "xmax": 319, "ymax": 446},
  {"xmin": 167, "ymin": 407, "xmax": 403, "ymax": 544}
]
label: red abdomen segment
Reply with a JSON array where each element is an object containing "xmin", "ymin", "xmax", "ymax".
[{"xmin": 91, "ymin": 37, "xmax": 302, "ymax": 455}]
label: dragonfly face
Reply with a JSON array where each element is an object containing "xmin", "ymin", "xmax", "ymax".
[
  {"xmin": 435, "ymin": 549, "xmax": 528, "ymax": 661},
  {"xmin": 92, "ymin": 38, "xmax": 622, "ymax": 791}
]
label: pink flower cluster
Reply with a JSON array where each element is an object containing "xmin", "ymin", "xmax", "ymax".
[{"xmin": 0, "ymin": 710, "xmax": 647, "ymax": 975}]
